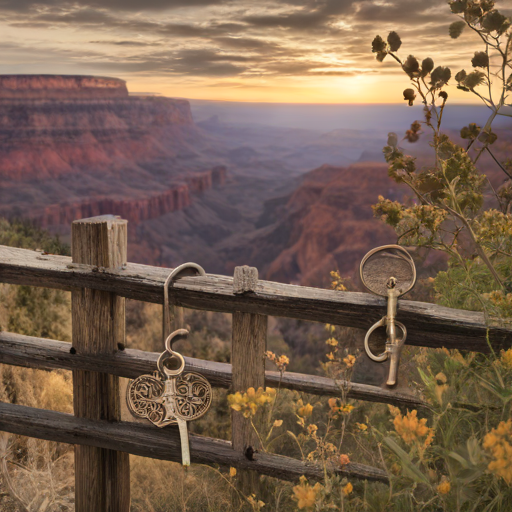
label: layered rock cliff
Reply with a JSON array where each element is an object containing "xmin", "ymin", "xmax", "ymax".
[
  {"xmin": 33, "ymin": 166, "xmax": 227, "ymax": 228},
  {"xmin": 0, "ymin": 75, "xmax": 129, "ymax": 100},
  {"xmin": 0, "ymin": 75, "xmax": 224, "ymax": 234},
  {"xmin": 222, "ymin": 162, "xmax": 408, "ymax": 286}
]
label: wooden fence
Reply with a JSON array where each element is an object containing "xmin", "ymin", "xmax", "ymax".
[{"xmin": 0, "ymin": 215, "xmax": 511, "ymax": 511}]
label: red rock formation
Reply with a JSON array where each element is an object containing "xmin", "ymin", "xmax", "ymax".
[
  {"xmin": 33, "ymin": 183, "xmax": 191, "ymax": 228},
  {"xmin": 212, "ymin": 166, "xmax": 227, "ymax": 186},
  {"xmin": 233, "ymin": 163, "xmax": 409, "ymax": 287},
  {"xmin": 0, "ymin": 75, "xmax": 226, "ymax": 231},
  {"xmin": 0, "ymin": 75, "xmax": 128, "ymax": 99}
]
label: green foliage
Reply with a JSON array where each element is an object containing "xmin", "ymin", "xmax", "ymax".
[{"xmin": 0, "ymin": 218, "xmax": 69, "ymax": 256}]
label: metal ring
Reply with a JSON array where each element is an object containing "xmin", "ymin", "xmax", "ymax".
[
  {"xmin": 364, "ymin": 317, "xmax": 388, "ymax": 362},
  {"xmin": 157, "ymin": 329, "xmax": 188, "ymax": 377},
  {"xmin": 364, "ymin": 319, "xmax": 407, "ymax": 362},
  {"xmin": 359, "ymin": 244, "xmax": 416, "ymax": 298}
]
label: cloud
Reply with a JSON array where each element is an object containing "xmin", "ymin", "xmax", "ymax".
[
  {"xmin": 89, "ymin": 40, "xmax": 163, "ymax": 46},
  {"xmin": 0, "ymin": 0, "xmax": 227, "ymax": 12},
  {"xmin": 243, "ymin": 0, "xmax": 357, "ymax": 30},
  {"xmin": 0, "ymin": 0, "xmax": 485, "ymax": 85}
]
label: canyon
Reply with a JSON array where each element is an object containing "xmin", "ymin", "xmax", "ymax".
[
  {"xmin": 0, "ymin": 75, "xmax": 221, "ymax": 238},
  {"xmin": 1, "ymin": 74, "xmax": 510, "ymax": 290}
]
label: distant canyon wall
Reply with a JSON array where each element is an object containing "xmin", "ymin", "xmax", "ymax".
[
  {"xmin": 32, "ymin": 166, "xmax": 227, "ymax": 228},
  {"xmin": 0, "ymin": 75, "xmax": 129, "ymax": 100},
  {"xmin": 0, "ymin": 74, "xmax": 224, "ymax": 231}
]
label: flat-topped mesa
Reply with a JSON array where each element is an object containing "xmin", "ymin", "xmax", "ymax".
[{"xmin": 0, "ymin": 75, "xmax": 128, "ymax": 100}]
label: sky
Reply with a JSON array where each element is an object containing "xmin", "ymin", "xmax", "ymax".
[{"xmin": 0, "ymin": 0, "xmax": 510, "ymax": 103}]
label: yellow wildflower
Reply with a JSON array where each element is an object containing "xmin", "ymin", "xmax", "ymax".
[
  {"xmin": 273, "ymin": 419, "xmax": 283, "ymax": 427},
  {"xmin": 297, "ymin": 401, "xmax": 314, "ymax": 418},
  {"xmin": 393, "ymin": 409, "xmax": 434, "ymax": 448},
  {"xmin": 342, "ymin": 482, "xmax": 353, "ymax": 496},
  {"xmin": 343, "ymin": 354, "xmax": 356, "ymax": 368},
  {"xmin": 435, "ymin": 372, "xmax": 449, "ymax": 405},
  {"xmin": 328, "ymin": 398, "xmax": 354, "ymax": 417},
  {"xmin": 483, "ymin": 419, "xmax": 512, "ymax": 484},
  {"xmin": 501, "ymin": 349, "xmax": 512, "ymax": 370},
  {"xmin": 247, "ymin": 494, "xmax": 265, "ymax": 511},
  {"xmin": 356, "ymin": 423, "xmax": 368, "ymax": 432},
  {"xmin": 326, "ymin": 352, "xmax": 335, "ymax": 361},
  {"xmin": 307, "ymin": 424, "xmax": 318, "ymax": 436},
  {"xmin": 227, "ymin": 387, "xmax": 276, "ymax": 418},
  {"xmin": 388, "ymin": 405, "xmax": 400, "ymax": 417},
  {"xmin": 339, "ymin": 454, "xmax": 350, "ymax": 466},
  {"xmin": 339, "ymin": 403, "xmax": 354, "ymax": 415},
  {"xmin": 292, "ymin": 477, "xmax": 322, "ymax": 509},
  {"xmin": 324, "ymin": 442, "xmax": 337, "ymax": 454},
  {"xmin": 278, "ymin": 354, "xmax": 289, "ymax": 366},
  {"xmin": 266, "ymin": 351, "xmax": 289, "ymax": 372},
  {"xmin": 326, "ymin": 338, "xmax": 338, "ymax": 347},
  {"xmin": 265, "ymin": 350, "xmax": 276, "ymax": 362},
  {"xmin": 229, "ymin": 467, "xmax": 237, "ymax": 478},
  {"xmin": 437, "ymin": 479, "xmax": 451, "ymax": 495}
]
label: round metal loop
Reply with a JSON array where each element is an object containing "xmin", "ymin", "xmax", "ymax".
[
  {"xmin": 364, "ymin": 317, "xmax": 388, "ymax": 362},
  {"xmin": 157, "ymin": 329, "xmax": 188, "ymax": 377},
  {"xmin": 364, "ymin": 319, "xmax": 408, "ymax": 362},
  {"xmin": 360, "ymin": 244, "xmax": 416, "ymax": 298},
  {"xmin": 157, "ymin": 351, "xmax": 186, "ymax": 377}
]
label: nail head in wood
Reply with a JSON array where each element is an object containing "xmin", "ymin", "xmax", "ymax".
[{"xmin": 233, "ymin": 266, "xmax": 259, "ymax": 295}]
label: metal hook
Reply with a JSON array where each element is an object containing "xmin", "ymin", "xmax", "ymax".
[{"xmin": 163, "ymin": 262, "xmax": 206, "ymax": 341}]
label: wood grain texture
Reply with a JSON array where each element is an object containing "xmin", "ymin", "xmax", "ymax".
[
  {"xmin": 1, "ymin": 245, "xmax": 511, "ymax": 351},
  {"xmin": 0, "ymin": 331, "xmax": 430, "ymax": 409},
  {"xmin": 71, "ymin": 216, "xmax": 130, "ymax": 512},
  {"xmin": 233, "ymin": 266, "xmax": 259, "ymax": 294},
  {"xmin": 232, "ymin": 265, "xmax": 267, "ymax": 493},
  {"xmin": 0, "ymin": 401, "xmax": 388, "ymax": 483}
]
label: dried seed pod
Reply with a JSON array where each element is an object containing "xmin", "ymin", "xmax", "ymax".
[
  {"xmin": 420, "ymin": 57, "xmax": 434, "ymax": 77},
  {"xmin": 402, "ymin": 55, "xmax": 420, "ymax": 77},
  {"xmin": 387, "ymin": 132, "xmax": 398, "ymax": 147},
  {"xmin": 430, "ymin": 66, "xmax": 451, "ymax": 88},
  {"xmin": 472, "ymin": 51, "xmax": 489, "ymax": 68},
  {"xmin": 372, "ymin": 35, "xmax": 387, "ymax": 53},
  {"xmin": 387, "ymin": 31, "xmax": 402, "ymax": 52},
  {"xmin": 403, "ymin": 88, "xmax": 416, "ymax": 106},
  {"xmin": 449, "ymin": 20, "xmax": 466, "ymax": 38}
]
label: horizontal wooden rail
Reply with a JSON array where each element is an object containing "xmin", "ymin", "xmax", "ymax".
[
  {"xmin": 0, "ymin": 331, "xmax": 427, "ymax": 409},
  {"xmin": 0, "ymin": 401, "xmax": 388, "ymax": 483},
  {"xmin": 1, "ymin": 245, "xmax": 511, "ymax": 352}
]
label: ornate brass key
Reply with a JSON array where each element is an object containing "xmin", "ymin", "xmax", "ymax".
[
  {"xmin": 360, "ymin": 245, "xmax": 416, "ymax": 387},
  {"xmin": 126, "ymin": 263, "xmax": 212, "ymax": 466},
  {"xmin": 127, "ymin": 329, "xmax": 212, "ymax": 465}
]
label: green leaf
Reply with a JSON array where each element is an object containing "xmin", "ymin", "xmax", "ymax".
[
  {"xmin": 448, "ymin": 451, "xmax": 470, "ymax": 469},
  {"xmin": 383, "ymin": 437, "xmax": 430, "ymax": 485}
]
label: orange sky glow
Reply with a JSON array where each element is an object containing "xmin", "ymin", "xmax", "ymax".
[{"xmin": 0, "ymin": 0, "xmax": 509, "ymax": 104}]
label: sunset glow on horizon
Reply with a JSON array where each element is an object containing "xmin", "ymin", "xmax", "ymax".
[{"xmin": 0, "ymin": 0, "xmax": 509, "ymax": 104}]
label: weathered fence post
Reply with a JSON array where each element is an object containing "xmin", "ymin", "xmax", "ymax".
[
  {"xmin": 71, "ymin": 215, "xmax": 130, "ymax": 512},
  {"xmin": 232, "ymin": 266, "xmax": 267, "ymax": 495}
]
